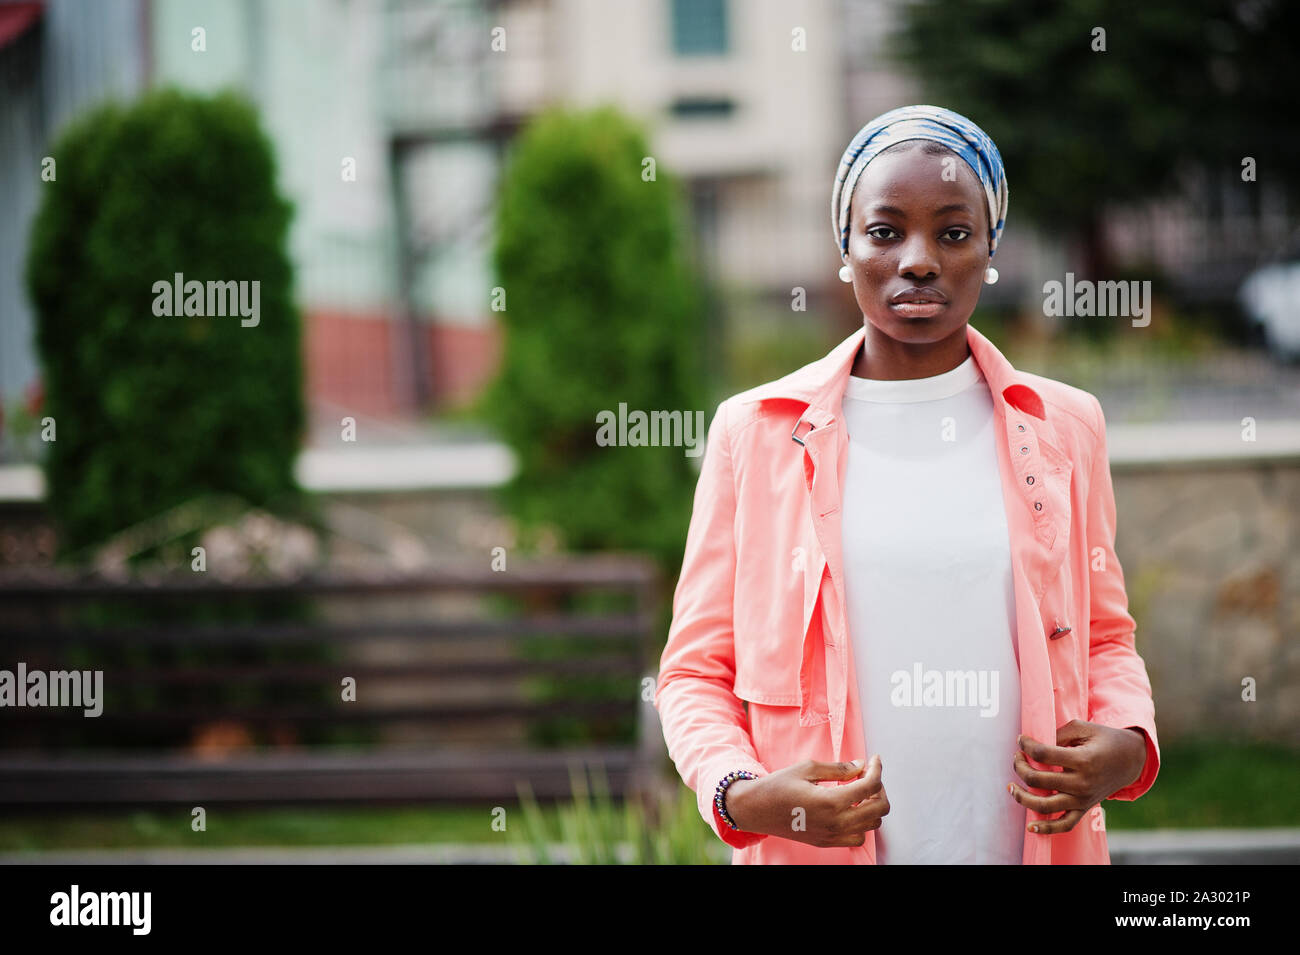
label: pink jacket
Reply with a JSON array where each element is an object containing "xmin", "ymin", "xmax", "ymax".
[{"xmin": 654, "ymin": 322, "xmax": 1160, "ymax": 864}]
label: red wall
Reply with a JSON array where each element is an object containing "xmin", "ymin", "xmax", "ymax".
[{"xmin": 304, "ymin": 309, "xmax": 501, "ymax": 418}]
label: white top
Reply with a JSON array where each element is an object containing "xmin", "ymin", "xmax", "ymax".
[{"xmin": 839, "ymin": 351, "xmax": 1025, "ymax": 864}]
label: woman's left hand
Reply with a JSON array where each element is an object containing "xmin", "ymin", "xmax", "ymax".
[{"xmin": 1008, "ymin": 720, "xmax": 1148, "ymax": 834}]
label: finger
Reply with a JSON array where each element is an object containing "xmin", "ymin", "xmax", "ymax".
[
  {"xmin": 1013, "ymin": 750, "xmax": 1076, "ymax": 793},
  {"xmin": 1027, "ymin": 807, "xmax": 1087, "ymax": 835},
  {"xmin": 841, "ymin": 786, "xmax": 890, "ymax": 831},
  {"xmin": 806, "ymin": 756, "xmax": 871, "ymax": 784},
  {"xmin": 1007, "ymin": 781, "xmax": 1085, "ymax": 815},
  {"xmin": 825, "ymin": 827, "xmax": 874, "ymax": 849},
  {"xmin": 1054, "ymin": 719, "xmax": 1094, "ymax": 747},
  {"xmin": 835, "ymin": 757, "xmax": 885, "ymax": 805},
  {"xmin": 1018, "ymin": 733, "xmax": 1085, "ymax": 773}
]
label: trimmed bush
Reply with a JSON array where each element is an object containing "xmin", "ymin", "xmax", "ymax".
[
  {"xmin": 480, "ymin": 105, "xmax": 706, "ymax": 577},
  {"xmin": 25, "ymin": 87, "xmax": 305, "ymax": 559}
]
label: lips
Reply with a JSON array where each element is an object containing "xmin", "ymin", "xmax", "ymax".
[{"xmin": 890, "ymin": 287, "xmax": 948, "ymax": 304}]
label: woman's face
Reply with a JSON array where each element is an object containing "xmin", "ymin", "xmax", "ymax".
[{"xmin": 845, "ymin": 144, "xmax": 992, "ymax": 346}]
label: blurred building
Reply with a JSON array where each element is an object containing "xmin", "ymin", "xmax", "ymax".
[
  {"xmin": 1, "ymin": 0, "xmax": 868, "ymax": 422},
  {"xmin": 1, "ymin": 0, "xmax": 148, "ymax": 419},
  {"xmin": 1, "ymin": 0, "xmax": 1286, "ymax": 430}
]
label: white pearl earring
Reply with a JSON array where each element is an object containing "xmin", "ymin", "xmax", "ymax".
[
  {"xmin": 984, "ymin": 266, "xmax": 999, "ymax": 285},
  {"xmin": 839, "ymin": 265, "xmax": 853, "ymax": 283}
]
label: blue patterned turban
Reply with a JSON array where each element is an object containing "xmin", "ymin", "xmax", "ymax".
[{"xmin": 831, "ymin": 104, "xmax": 1008, "ymax": 264}]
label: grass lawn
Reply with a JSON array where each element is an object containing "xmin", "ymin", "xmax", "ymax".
[
  {"xmin": 1, "ymin": 738, "xmax": 1295, "ymax": 852},
  {"xmin": 1100, "ymin": 737, "xmax": 1300, "ymax": 829},
  {"xmin": 0, "ymin": 805, "xmax": 522, "ymax": 852}
]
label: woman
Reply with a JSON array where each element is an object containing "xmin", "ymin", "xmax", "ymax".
[{"xmin": 654, "ymin": 105, "xmax": 1159, "ymax": 865}]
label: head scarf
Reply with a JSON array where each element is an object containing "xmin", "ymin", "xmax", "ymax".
[{"xmin": 831, "ymin": 104, "xmax": 1008, "ymax": 264}]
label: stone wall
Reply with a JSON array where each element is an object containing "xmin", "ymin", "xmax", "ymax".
[
  {"xmin": 1111, "ymin": 458, "xmax": 1300, "ymax": 746},
  {"xmin": 3, "ymin": 458, "xmax": 1296, "ymax": 745}
]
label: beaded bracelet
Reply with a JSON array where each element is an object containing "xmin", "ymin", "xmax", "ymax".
[{"xmin": 714, "ymin": 770, "xmax": 758, "ymax": 831}]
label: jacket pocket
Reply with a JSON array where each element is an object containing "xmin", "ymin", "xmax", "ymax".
[
  {"xmin": 733, "ymin": 542, "xmax": 827, "ymax": 713},
  {"xmin": 1043, "ymin": 568, "xmax": 1085, "ymax": 725},
  {"xmin": 1048, "ymin": 628, "xmax": 1085, "ymax": 726}
]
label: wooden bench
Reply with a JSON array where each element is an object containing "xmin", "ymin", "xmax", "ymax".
[{"xmin": 0, "ymin": 557, "xmax": 662, "ymax": 811}]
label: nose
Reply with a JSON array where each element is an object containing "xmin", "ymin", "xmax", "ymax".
[{"xmin": 897, "ymin": 233, "xmax": 940, "ymax": 280}]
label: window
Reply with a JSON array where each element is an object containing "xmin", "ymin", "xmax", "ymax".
[
  {"xmin": 669, "ymin": 96, "xmax": 735, "ymax": 119},
  {"xmin": 671, "ymin": 0, "xmax": 728, "ymax": 56}
]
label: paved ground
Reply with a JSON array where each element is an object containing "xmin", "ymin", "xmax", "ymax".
[
  {"xmin": 1106, "ymin": 827, "xmax": 1300, "ymax": 865},
  {"xmin": 2, "ymin": 828, "xmax": 1298, "ymax": 864},
  {"xmin": 0, "ymin": 844, "xmax": 530, "ymax": 865}
]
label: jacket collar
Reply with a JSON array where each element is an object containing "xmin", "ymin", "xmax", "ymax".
[{"xmin": 738, "ymin": 322, "xmax": 1063, "ymax": 456}]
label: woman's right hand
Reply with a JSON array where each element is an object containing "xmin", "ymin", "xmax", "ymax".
[{"xmin": 725, "ymin": 755, "xmax": 889, "ymax": 848}]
